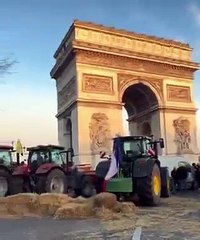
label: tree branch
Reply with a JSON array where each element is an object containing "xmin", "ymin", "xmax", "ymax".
[{"xmin": 0, "ymin": 57, "xmax": 17, "ymax": 76}]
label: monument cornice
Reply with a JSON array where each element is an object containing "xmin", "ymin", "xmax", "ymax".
[
  {"xmin": 128, "ymin": 105, "xmax": 197, "ymax": 122},
  {"xmin": 160, "ymin": 106, "xmax": 197, "ymax": 114},
  {"xmin": 56, "ymin": 98, "xmax": 123, "ymax": 118},
  {"xmin": 75, "ymin": 49, "xmax": 196, "ymax": 80},
  {"xmin": 50, "ymin": 47, "xmax": 75, "ymax": 79},
  {"xmin": 73, "ymin": 40, "xmax": 199, "ymax": 70},
  {"xmin": 73, "ymin": 20, "xmax": 191, "ymax": 50},
  {"xmin": 76, "ymin": 98, "xmax": 123, "ymax": 108}
]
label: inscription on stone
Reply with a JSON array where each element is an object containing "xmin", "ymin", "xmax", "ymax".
[
  {"xmin": 82, "ymin": 74, "xmax": 113, "ymax": 94},
  {"xmin": 167, "ymin": 85, "xmax": 191, "ymax": 102},
  {"xmin": 76, "ymin": 28, "xmax": 190, "ymax": 61}
]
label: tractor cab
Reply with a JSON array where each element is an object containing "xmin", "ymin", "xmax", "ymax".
[
  {"xmin": 116, "ymin": 135, "xmax": 164, "ymax": 168},
  {"xmin": 0, "ymin": 145, "xmax": 14, "ymax": 196},
  {"xmin": 27, "ymin": 145, "xmax": 65, "ymax": 173},
  {"xmin": 0, "ymin": 145, "xmax": 14, "ymax": 169},
  {"xmin": 113, "ymin": 136, "xmax": 164, "ymax": 175},
  {"xmin": 60, "ymin": 148, "xmax": 75, "ymax": 173},
  {"xmin": 115, "ymin": 136, "xmax": 164, "ymax": 161}
]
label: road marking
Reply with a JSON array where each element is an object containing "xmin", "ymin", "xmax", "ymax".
[{"xmin": 132, "ymin": 226, "xmax": 142, "ymax": 240}]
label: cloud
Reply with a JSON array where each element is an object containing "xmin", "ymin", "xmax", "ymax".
[{"xmin": 188, "ymin": 2, "xmax": 200, "ymax": 26}]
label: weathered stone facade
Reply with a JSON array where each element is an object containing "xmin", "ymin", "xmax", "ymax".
[{"xmin": 50, "ymin": 20, "xmax": 199, "ymax": 166}]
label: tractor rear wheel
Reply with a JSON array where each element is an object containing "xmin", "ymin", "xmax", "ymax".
[
  {"xmin": 160, "ymin": 167, "xmax": 171, "ymax": 198},
  {"xmin": 0, "ymin": 169, "xmax": 10, "ymax": 197},
  {"xmin": 137, "ymin": 163, "xmax": 161, "ymax": 206},
  {"xmin": 45, "ymin": 169, "xmax": 67, "ymax": 194}
]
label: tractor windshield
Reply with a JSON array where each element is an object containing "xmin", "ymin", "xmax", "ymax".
[
  {"xmin": 122, "ymin": 138, "xmax": 152, "ymax": 157},
  {"xmin": 122, "ymin": 139, "xmax": 143, "ymax": 156},
  {"xmin": 29, "ymin": 150, "xmax": 50, "ymax": 164},
  {"xmin": 0, "ymin": 151, "xmax": 12, "ymax": 166},
  {"xmin": 51, "ymin": 149, "xmax": 63, "ymax": 165},
  {"xmin": 29, "ymin": 149, "xmax": 63, "ymax": 166}
]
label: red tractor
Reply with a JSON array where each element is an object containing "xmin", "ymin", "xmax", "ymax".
[{"xmin": 10, "ymin": 145, "xmax": 96, "ymax": 197}]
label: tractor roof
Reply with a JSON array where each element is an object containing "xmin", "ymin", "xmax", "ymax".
[
  {"xmin": 114, "ymin": 136, "xmax": 152, "ymax": 141},
  {"xmin": 27, "ymin": 145, "xmax": 65, "ymax": 151},
  {"xmin": 0, "ymin": 145, "xmax": 13, "ymax": 151}
]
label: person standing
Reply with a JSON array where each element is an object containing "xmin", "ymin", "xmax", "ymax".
[{"xmin": 171, "ymin": 167, "xmax": 177, "ymax": 194}]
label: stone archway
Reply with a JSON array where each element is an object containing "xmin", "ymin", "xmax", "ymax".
[
  {"xmin": 51, "ymin": 20, "xmax": 199, "ymax": 165},
  {"xmin": 122, "ymin": 82, "xmax": 160, "ymax": 138}
]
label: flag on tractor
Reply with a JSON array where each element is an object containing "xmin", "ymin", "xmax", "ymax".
[
  {"xmin": 105, "ymin": 138, "xmax": 122, "ymax": 180},
  {"xmin": 16, "ymin": 139, "xmax": 24, "ymax": 156}
]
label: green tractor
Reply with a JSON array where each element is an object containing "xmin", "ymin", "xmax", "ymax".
[{"xmin": 95, "ymin": 136, "xmax": 170, "ymax": 206}]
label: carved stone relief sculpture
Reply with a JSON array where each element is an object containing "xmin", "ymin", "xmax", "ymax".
[
  {"xmin": 82, "ymin": 74, "xmax": 113, "ymax": 94},
  {"xmin": 89, "ymin": 113, "xmax": 111, "ymax": 153},
  {"xmin": 167, "ymin": 85, "xmax": 191, "ymax": 102},
  {"xmin": 173, "ymin": 116, "xmax": 193, "ymax": 154}
]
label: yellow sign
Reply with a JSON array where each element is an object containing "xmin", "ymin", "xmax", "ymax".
[{"xmin": 16, "ymin": 139, "xmax": 23, "ymax": 155}]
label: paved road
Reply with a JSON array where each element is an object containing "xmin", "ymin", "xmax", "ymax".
[
  {"xmin": 0, "ymin": 192, "xmax": 199, "ymax": 240},
  {"xmin": 0, "ymin": 218, "xmax": 104, "ymax": 240}
]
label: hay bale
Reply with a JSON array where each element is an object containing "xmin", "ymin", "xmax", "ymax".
[
  {"xmin": 5, "ymin": 193, "xmax": 39, "ymax": 204},
  {"xmin": 73, "ymin": 196, "xmax": 90, "ymax": 203},
  {"xmin": 95, "ymin": 207, "xmax": 120, "ymax": 220},
  {"xmin": 92, "ymin": 193, "xmax": 117, "ymax": 210},
  {"xmin": 55, "ymin": 201, "xmax": 94, "ymax": 219},
  {"xmin": 119, "ymin": 202, "xmax": 137, "ymax": 214},
  {"xmin": 0, "ymin": 192, "xmax": 137, "ymax": 220},
  {"xmin": 0, "ymin": 197, "xmax": 8, "ymax": 214},
  {"xmin": 38, "ymin": 193, "xmax": 72, "ymax": 205},
  {"xmin": 38, "ymin": 193, "xmax": 74, "ymax": 216},
  {"xmin": 0, "ymin": 197, "xmax": 8, "ymax": 204},
  {"xmin": 3, "ymin": 193, "xmax": 40, "ymax": 216}
]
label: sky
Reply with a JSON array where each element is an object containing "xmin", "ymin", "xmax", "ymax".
[{"xmin": 0, "ymin": 0, "xmax": 200, "ymax": 148}]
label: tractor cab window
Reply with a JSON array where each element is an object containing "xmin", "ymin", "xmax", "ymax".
[
  {"xmin": 123, "ymin": 140, "xmax": 143, "ymax": 157},
  {"xmin": 143, "ymin": 139, "xmax": 152, "ymax": 154},
  {"xmin": 0, "ymin": 151, "xmax": 12, "ymax": 166},
  {"xmin": 51, "ymin": 150, "xmax": 63, "ymax": 165},
  {"xmin": 29, "ymin": 151, "xmax": 50, "ymax": 164}
]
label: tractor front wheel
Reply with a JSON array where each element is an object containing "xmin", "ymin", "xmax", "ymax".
[
  {"xmin": 0, "ymin": 169, "xmax": 10, "ymax": 197},
  {"xmin": 9, "ymin": 176, "xmax": 24, "ymax": 195},
  {"xmin": 45, "ymin": 169, "xmax": 67, "ymax": 194},
  {"xmin": 137, "ymin": 163, "xmax": 161, "ymax": 206}
]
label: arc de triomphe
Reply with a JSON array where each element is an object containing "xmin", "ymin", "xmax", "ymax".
[{"xmin": 50, "ymin": 20, "xmax": 199, "ymax": 166}]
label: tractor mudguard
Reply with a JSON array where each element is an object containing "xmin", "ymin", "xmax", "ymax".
[
  {"xmin": 35, "ymin": 163, "xmax": 63, "ymax": 175},
  {"xmin": 12, "ymin": 165, "xmax": 29, "ymax": 176},
  {"xmin": 133, "ymin": 158, "xmax": 159, "ymax": 178}
]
